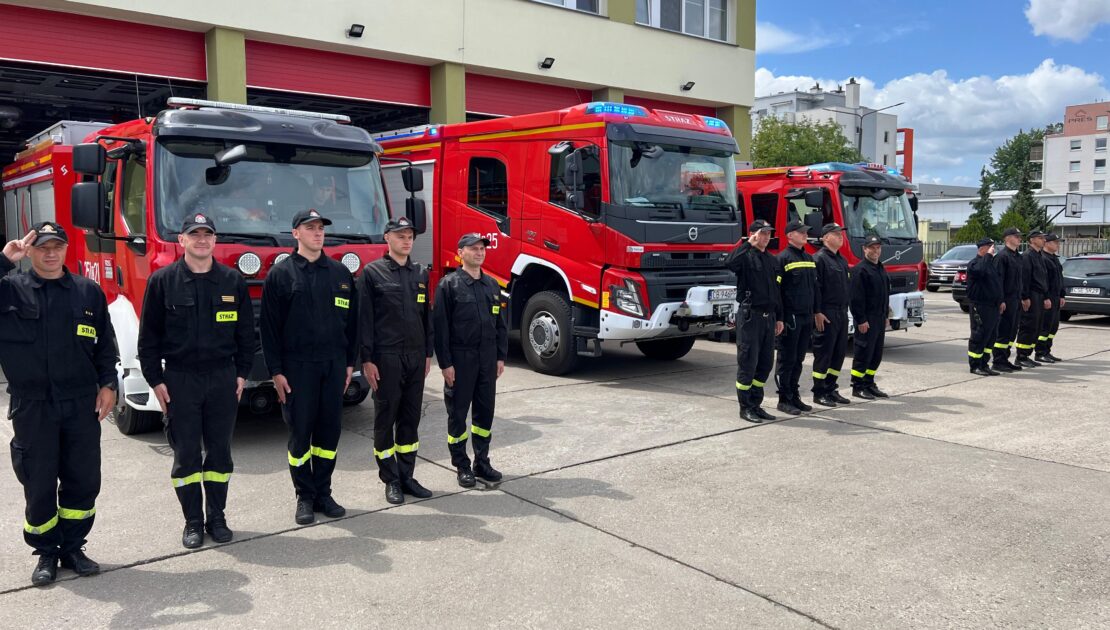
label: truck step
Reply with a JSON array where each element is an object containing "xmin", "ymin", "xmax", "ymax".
[{"xmin": 576, "ymin": 337, "xmax": 602, "ymax": 357}]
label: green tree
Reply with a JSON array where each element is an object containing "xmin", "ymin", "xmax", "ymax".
[
  {"xmin": 956, "ymin": 167, "xmax": 998, "ymax": 242},
  {"xmin": 751, "ymin": 116, "xmax": 864, "ymax": 168},
  {"xmin": 996, "ymin": 208, "xmax": 1030, "ymax": 234},
  {"xmin": 1007, "ymin": 165, "xmax": 1053, "ymax": 232},
  {"xmin": 985, "ymin": 128, "xmax": 1045, "ymax": 191}
]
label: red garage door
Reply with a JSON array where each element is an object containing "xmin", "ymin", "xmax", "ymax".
[
  {"xmin": 0, "ymin": 4, "xmax": 205, "ymax": 81},
  {"xmin": 625, "ymin": 96, "xmax": 716, "ymax": 118},
  {"xmin": 246, "ymin": 41, "xmax": 430, "ymax": 107},
  {"xmin": 466, "ymin": 74, "xmax": 591, "ymax": 117}
]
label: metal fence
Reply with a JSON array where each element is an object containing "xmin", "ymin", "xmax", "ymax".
[{"xmin": 924, "ymin": 238, "xmax": 1110, "ymax": 261}]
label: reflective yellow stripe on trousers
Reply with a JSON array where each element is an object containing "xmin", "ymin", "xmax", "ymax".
[
  {"xmin": 471, "ymin": 425, "xmax": 492, "ymax": 438},
  {"xmin": 202, "ymin": 471, "xmax": 231, "ymax": 483},
  {"xmin": 288, "ymin": 450, "xmax": 312, "ymax": 467},
  {"xmin": 736, "ymin": 381, "xmax": 752, "ymax": 391},
  {"xmin": 395, "ymin": 442, "xmax": 419, "ymax": 454},
  {"xmin": 311, "ymin": 446, "xmax": 337, "ymax": 460},
  {"xmin": 447, "ymin": 431, "xmax": 469, "ymax": 444},
  {"xmin": 851, "ymin": 369, "xmax": 866, "ymax": 378},
  {"xmin": 374, "ymin": 446, "xmax": 395, "ymax": 460},
  {"xmin": 172, "ymin": 472, "xmax": 203, "ymax": 488},
  {"xmin": 24, "ymin": 514, "xmax": 59, "ymax": 535}
]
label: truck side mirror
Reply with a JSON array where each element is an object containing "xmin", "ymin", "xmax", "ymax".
[
  {"xmin": 804, "ymin": 189, "xmax": 825, "ymax": 208},
  {"xmin": 72, "ymin": 143, "xmax": 106, "ymax": 175},
  {"xmin": 405, "ymin": 197, "xmax": 427, "ymax": 235},
  {"xmin": 71, "ymin": 182, "xmax": 111, "ymax": 233},
  {"xmin": 562, "ymin": 150, "xmax": 585, "ymax": 211},
  {"xmin": 402, "ymin": 166, "xmax": 424, "ymax": 193}
]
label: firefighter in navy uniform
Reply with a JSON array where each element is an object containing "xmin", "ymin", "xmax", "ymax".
[
  {"xmin": 811, "ymin": 223, "xmax": 852, "ymax": 407},
  {"xmin": 261, "ymin": 209, "xmax": 359, "ymax": 525},
  {"xmin": 138, "ymin": 213, "xmax": 255, "ymax": 550},
  {"xmin": 849, "ymin": 235, "xmax": 891, "ymax": 399},
  {"xmin": 0, "ymin": 224, "xmax": 117, "ymax": 586},
  {"xmin": 1014, "ymin": 230, "xmax": 1049, "ymax": 368},
  {"xmin": 991, "ymin": 227, "xmax": 1024, "ymax": 373},
  {"xmin": 774, "ymin": 220, "xmax": 817, "ymax": 416},
  {"xmin": 965, "ymin": 237, "xmax": 1004, "ymax": 376},
  {"xmin": 726, "ymin": 220, "xmax": 784, "ymax": 423},
  {"xmin": 1036, "ymin": 233, "xmax": 1065, "ymax": 363},
  {"xmin": 433, "ymin": 233, "xmax": 508, "ymax": 487},
  {"xmin": 359, "ymin": 217, "xmax": 435, "ymax": 505}
]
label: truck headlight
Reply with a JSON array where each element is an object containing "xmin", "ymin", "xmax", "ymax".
[
  {"xmin": 340, "ymin": 252, "xmax": 361, "ymax": 273},
  {"xmin": 609, "ymin": 279, "xmax": 644, "ymax": 318},
  {"xmin": 237, "ymin": 252, "xmax": 262, "ymax": 276}
]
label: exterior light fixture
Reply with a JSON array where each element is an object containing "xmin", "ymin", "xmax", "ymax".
[
  {"xmin": 346, "ymin": 24, "xmax": 365, "ymax": 38},
  {"xmin": 538, "ymin": 57, "xmax": 556, "ymax": 70},
  {"xmin": 681, "ymin": 81, "xmax": 695, "ymax": 91}
]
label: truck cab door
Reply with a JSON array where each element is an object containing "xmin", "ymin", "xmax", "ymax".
[
  {"xmin": 443, "ymin": 147, "xmax": 521, "ymax": 284},
  {"xmin": 114, "ymin": 150, "xmax": 154, "ymax": 307}
]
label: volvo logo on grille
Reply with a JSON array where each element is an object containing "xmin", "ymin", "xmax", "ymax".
[{"xmin": 688, "ymin": 227, "xmax": 699, "ymax": 241}]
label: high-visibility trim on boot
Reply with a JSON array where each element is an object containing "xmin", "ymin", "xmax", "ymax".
[
  {"xmin": 471, "ymin": 424, "xmax": 492, "ymax": 438},
  {"xmin": 736, "ymin": 381, "xmax": 752, "ymax": 390},
  {"xmin": 172, "ymin": 472, "xmax": 203, "ymax": 488},
  {"xmin": 447, "ymin": 431, "xmax": 469, "ymax": 444},
  {"xmin": 1014, "ymin": 342, "xmax": 1035, "ymax": 349},
  {"xmin": 288, "ymin": 450, "xmax": 312, "ymax": 467},
  {"xmin": 311, "ymin": 446, "xmax": 337, "ymax": 460},
  {"xmin": 374, "ymin": 446, "xmax": 395, "ymax": 460},
  {"xmin": 24, "ymin": 515, "xmax": 59, "ymax": 535},
  {"xmin": 202, "ymin": 471, "xmax": 231, "ymax": 483},
  {"xmin": 968, "ymin": 351, "xmax": 984, "ymax": 359},
  {"xmin": 394, "ymin": 442, "xmax": 420, "ymax": 454}
]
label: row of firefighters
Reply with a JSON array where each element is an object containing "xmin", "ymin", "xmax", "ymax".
[
  {"xmin": 726, "ymin": 221, "xmax": 1068, "ymax": 423},
  {"xmin": 0, "ymin": 209, "xmax": 506, "ymax": 586}
]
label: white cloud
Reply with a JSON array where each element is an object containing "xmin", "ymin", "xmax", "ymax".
[
  {"xmin": 755, "ymin": 60, "xmax": 1110, "ymax": 185},
  {"xmin": 1026, "ymin": 0, "xmax": 1110, "ymax": 42},
  {"xmin": 756, "ymin": 22, "xmax": 837, "ymax": 54}
]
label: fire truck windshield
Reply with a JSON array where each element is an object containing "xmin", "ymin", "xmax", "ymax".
[
  {"xmin": 155, "ymin": 139, "xmax": 389, "ymax": 241},
  {"xmin": 608, "ymin": 141, "xmax": 737, "ymax": 214},
  {"xmin": 839, "ymin": 191, "xmax": 918, "ymax": 241}
]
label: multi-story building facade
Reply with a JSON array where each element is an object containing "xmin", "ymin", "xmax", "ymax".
[{"xmin": 1039, "ymin": 102, "xmax": 1110, "ymax": 195}]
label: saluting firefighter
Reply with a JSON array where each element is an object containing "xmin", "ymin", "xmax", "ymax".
[
  {"xmin": 1, "ymin": 224, "xmax": 118, "ymax": 586},
  {"xmin": 359, "ymin": 216, "xmax": 435, "ymax": 505},
  {"xmin": 1035, "ymin": 233, "xmax": 1065, "ymax": 364},
  {"xmin": 849, "ymin": 234, "xmax": 891, "ymax": 399},
  {"xmin": 433, "ymin": 233, "xmax": 509, "ymax": 487},
  {"xmin": 774, "ymin": 220, "xmax": 817, "ymax": 416},
  {"xmin": 991, "ymin": 227, "xmax": 1025, "ymax": 373},
  {"xmin": 261, "ymin": 209, "xmax": 359, "ymax": 525},
  {"xmin": 726, "ymin": 220, "xmax": 784, "ymax": 423},
  {"xmin": 138, "ymin": 213, "xmax": 255, "ymax": 549},
  {"xmin": 965, "ymin": 237, "xmax": 1004, "ymax": 376},
  {"xmin": 1014, "ymin": 230, "xmax": 1049, "ymax": 368},
  {"xmin": 811, "ymin": 223, "xmax": 852, "ymax": 407}
]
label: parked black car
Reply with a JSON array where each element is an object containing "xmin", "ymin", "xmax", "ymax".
[
  {"xmin": 951, "ymin": 267, "xmax": 970, "ymax": 312},
  {"xmin": 928, "ymin": 244, "xmax": 978, "ymax": 291},
  {"xmin": 1060, "ymin": 255, "xmax": 1110, "ymax": 320}
]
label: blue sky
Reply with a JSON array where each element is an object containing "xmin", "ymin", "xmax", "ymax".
[{"xmin": 755, "ymin": 0, "xmax": 1110, "ymax": 185}]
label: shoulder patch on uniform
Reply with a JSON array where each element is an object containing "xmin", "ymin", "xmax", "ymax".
[
  {"xmin": 340, "ymin": 283, "xmax": 350, "ymax": 290},
  {"xmin": 221, "ymin": 295, "xmax": 235, "ymax": 303}
]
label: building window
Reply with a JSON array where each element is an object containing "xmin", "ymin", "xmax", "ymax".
[
  {"xmin": 1098, "ymin": 115, "xmax": 1109, "ymax": 131},
  {"xmin": 1097, "ymin": 138, "xmax": 1107, "ymax": 152},
  {"xmin": 467, "ymin": 157, "xmax": 509, "ymax": 220},
  {"xmin": 1094, "ymin": 180, "xmax": 1106, "ymax": 193},
  {"xmin": 883, "ymin": 154, "xmax": 889, "ymax": 165},
  {"xmin": 534, "ymin": 0, "xmax": 599, "ymax": 13},
  {"xmin": 883, "ymin": 131, "xmax": 890, "ymax": 143},
  {"xmin": 638, "ymin": 0, "xmax": 728, "ymax": 42},
  {"xmin": 1071, "ymin": 139, "xmax": 1082, "ymax": 151},
  {"xmin": 1096, "ymin": 158, "xmax": 1106, "ymax": 174},
  {"xmin": 1070, "ymin": 161, "xmax": 1081, "ymax": 173},
  {"xmin": 1069, "ymin": 181, "xmax": 1080, "ymax": 192}
]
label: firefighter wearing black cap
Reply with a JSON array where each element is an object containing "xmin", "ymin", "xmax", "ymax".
[
  {"xmin": 1036, "ymin": 233, "xmax": 1065, "ymax": 363},
  {"xmin": 726, "ymin": 220, "xmax": 784, "ymax": 423},
  {"xmin": 774, "ymin": 220, "xmax": 817, "ymax": 415},
  {"xmin": 991, "ymin": 227, "xmax": 1025, "ymax": 372},
  {"xmin": 359, "ymin": 216, "xmax": 434, "ymax": 505},
  {"xmin": 811, "ymin": 223, "xmax": 852, "ymax": 407},
  {"xmin": 965, "ymin": 237, "xmax": 1004, "ymax": 376},
  {"xmin": 433, "ymin": 233, "xmax": 508, "ymax": 487},
  {"xmin": 0, "ymin": 223, "xmax": 117, "ymax": 586},
  {"xmin": 849, "ymin": 234, "xmax": 890, "ymax": 399},
  {"xmin": 261, "ymin": 209, "xmax": 359, "ymax": 524},
  {"xmin": 139, "ymin": 213, "xmax": 254, "ymax": 550},
  {"xmin": 1014, "ymin": 230, "xmax": 1049, "ymax": 368}
]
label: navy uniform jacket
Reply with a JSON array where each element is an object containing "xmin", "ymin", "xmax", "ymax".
[
  {"xmin": 966, "ymin": 253, "xmax": 1003, "ymax": 305},
  {"xmin": 726, "ymin": 242, "xmax": 783, "ymax": 318},
  {"xmin": 849, "ymin": 258, "xmax": 890, "ymax": 325},
  {"xmin": 432, "ymin": 270, "xmax": 508, "ymax": 369}
]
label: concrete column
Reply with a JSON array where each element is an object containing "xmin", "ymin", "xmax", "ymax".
[
  {"xmin": 430, "ymin": 62, "xmax": 466, "ymax": 125},
  {"xmin": 591, "ymin": 87, "xmax": 624, "ymax": 103},
  {"xmin": 735, "ymin": 0, "xmax": 756, "ymax": 50},
  {"xmin": 204, "ymin": 27, "xmax": 247, "ymax": 104},
  {"xmin": 608, "ymin": 0, "xmax": 636, "ymax": 24},
  {"xmin": 716, "ymin": 104, "xmax": 752, "ymax": 161}
]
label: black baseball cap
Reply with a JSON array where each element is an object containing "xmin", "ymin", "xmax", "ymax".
[
  {"xmin": 748, "ymin": 220, "xmax": 773, "ymax": 233},
  {"xmin": 976, "ymin": 237, "xmax": 994, "ymax": 247},
  {"xmin": 385, "ymin": 216, "xmax": 415, "ymax": 234},
  {"xmin": 458, "ymin": 232, "xmax": 491, "ymax": 248},
  {"xmin": 1002, "ymin": 227, "xmax": 1022, "ymax": 238},
  {"xmin": 31, "ymin": 221, "xmax": 68, "ymax": 246},
  {"xmin": 862, "ymin": 234, "xmax": 882, "ymax": 247},
  {"xmin": 292, "ymin": 208, "xmax": 332, "ymax": 229},
  {"xmin": 181, "ymin": 213, "xmax": 217, "ymax": 235},
  {"xmin": 784, "ymin": 220, "xmax": 808, "ymax": 234},
  {"xmin": 1027, "ymin": 230, "xmax": 1045, "ymax": 240},
  {"xmin": 1045, "ymin": 233, "xmax": 1060, "ymax": 242},
  {"xmin": 821, "ymin": 223, "xmax": 844, "ymax": 236}
]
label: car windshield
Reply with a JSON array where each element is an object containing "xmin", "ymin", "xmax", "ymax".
[
  {"xmin": 840, "ymin": 190, "xmax": 918, "ymax": 240},
  {"xmin": 155, "ymin": 139, "xmax": 389, "ymax": 240},
  {"xmin": 940, "ymin": 246, "xmax": 978, "ymax": 261},
  {"xmin": 1063, "ymin": 258, "xmax": 1110, "ymax": 277},
  {"xmin": 608, "ymin": 141, "xmax": 737, "ymax": 213}
]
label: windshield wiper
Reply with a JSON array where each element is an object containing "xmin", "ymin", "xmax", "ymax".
[
  {"xmin": 325, "ymin": 233, "xmax": 374, "ymax": 243},
  {"xmin": 216, "ymin": 232, "xmax": 284, "ymax": 246},
  {"xmin": 688, "ymin": 199, "xmax": 736, "ymax": 212},
  {"xmin": 1085, "ymin": 271, "xmax": 1110, "ymax": 277}
]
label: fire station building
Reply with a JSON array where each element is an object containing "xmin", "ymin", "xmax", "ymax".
[{"xmin": 0, "ymin": 0, "xmax": 756, "ymax": 164}]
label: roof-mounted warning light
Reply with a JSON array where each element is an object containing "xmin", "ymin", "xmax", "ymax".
[{"xmin": 166, "ymin": 98, "xmax": 351, "ymax": 123}]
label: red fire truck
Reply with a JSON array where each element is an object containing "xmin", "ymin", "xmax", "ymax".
[
  {"xmin": 375, "ymin": 101, "xmax": 743, "ymax": 374},
  {"xmin": 735, "ymin": 162, "xmax": 928, "ymax": 332},
  {"xmin": 3, "ymin": 99, "xmax": 419, "ymax": 434}
]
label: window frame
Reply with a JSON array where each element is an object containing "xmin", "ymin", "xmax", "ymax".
[
  {"xmin": 1068, "ymin": 181, "xmax": 1080, "ymax": 192},
  {"xmin": 1098, "ymin": 115, "xmax": 1109, "ymax": 131},
  {"xmin": 1093, "ymin": 180, "xmax": 1106, "ymax": 193},
  {"xmin": 548, "ymin": 143, "xmax": 602, "ymax": 220},
  {"xmin": 636, "ymin": 0, "xmax": 730, "ymax": 43},
  {"xmin": 1095, "ymin": 158, "xmax": 1106, "ymax": 175},
  {"xmin": 533, "ymin": 0, "xmax": 600, "ymax": 14},
  {"xmin": 119, "ymin": 153, "xmax": 147, "ymax": 236},
  {"xmin": 1070, "ymin": 139, "xmax": 1082, "ymax": 151},
  {"xmin": 1096, "ymin": 138, "xmax": 1107, "ymax": 153},
  {"xmin": 1069, "ymin": 160, "xmax": 1082, "ymax": 173},
  {"xmin": 466, "ymin": 156, "xmax": 510, "ymax": 223}
]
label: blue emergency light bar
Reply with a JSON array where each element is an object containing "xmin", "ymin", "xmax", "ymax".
[
  {"xmin": 701, "ymin": 116, "xmax": 729, "ymax": 129},
  {"xmin": 585, "ymin": 102, "xmax": 647, "ymax": 117}
]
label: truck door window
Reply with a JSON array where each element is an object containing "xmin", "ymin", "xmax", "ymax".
[
  {"xmin": 468, "ymin": 157, "xmax": 508, "ymax": 220},
  {"xmin": 549, "ymin": 147, "xmax": 601, "ymax": 218},
  {"xmin": 751, "ymin": 193, "xmax": 778, "ymax": 231},
  {"xmin": 121, "ymin": 155, "xmax": 147, "ymax": 235}
]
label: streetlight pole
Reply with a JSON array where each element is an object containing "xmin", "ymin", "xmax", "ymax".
[{"xmin": 822, "ymin": 102, "xmax": 904, "ymax": 160}]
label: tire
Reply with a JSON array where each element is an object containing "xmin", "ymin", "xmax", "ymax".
[
  {"xmin": 521, "ymin": 290, "xmax": 579, "ymax": 375},
  {"xmin": 959, "ymin": 303, "xmax": 970, "ymax": 313},
  {"xmin": 636, "ymin": 336, "xmax": 696, "ymax": 360},
  {"xmin": 1059, "ymin": 311, "xmax": 1073, "ymax": 322},
  {"xmin": 116, "ymin": 403, "xmax": 162, "ymax": 435},
  {"xmin": 926, "ymin": 285, "xmax": 939, "ymax": 292},
  {"xmin": 342, "ymin": 380, "xmax": 370, "ymax": 406}
]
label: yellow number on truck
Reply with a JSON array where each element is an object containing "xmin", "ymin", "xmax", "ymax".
[
  {"xmin": 216, "ymin": 311, "xmax": 238, "ymax": 322},
  {"xmin": 76, "ymin": 324, "xmax": 97, "ymax": 338},
  {"xmin": 335, "ymin": 297, "xmax": 350, "ymax": 309}
]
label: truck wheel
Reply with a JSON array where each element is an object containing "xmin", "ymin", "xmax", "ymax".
[
  {"xmin": 1059, "ymin": 311, "xmax": 1073, "ymax": 322},
  {"xmin": 927, "ymin": 285, "xmax": 939, "ymax": 292},
  {"xmin": 521, "ymin": 290, "xmax": 579, "ymax": 375},
  {"xmin": 343, "ymin": 380, "xmax": 370, "ymax": 406},
  {"xmin": 636, "ymin": 336, "xmax": 696, "ymax": 360},
  {"xmin": 116, "ymin": 404, "xmax": 163, "ymax": 436},
  {"xmin": 959, "ymin": 303, "xmax": 970, "ymax": 313}
]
